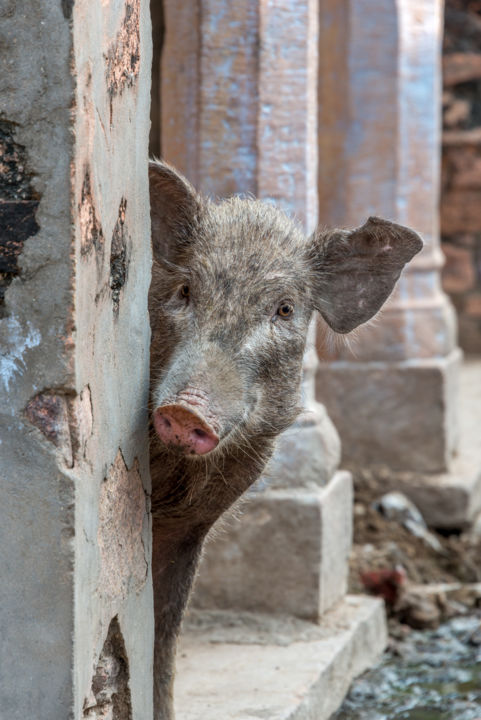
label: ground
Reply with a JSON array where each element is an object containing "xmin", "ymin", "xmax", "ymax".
[{"xmin": 348, "ymin": 467, "xmax": 481, "ymax": 629}]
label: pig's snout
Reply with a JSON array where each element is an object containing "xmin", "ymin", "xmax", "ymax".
[{"xmin": 154, "ymin": 404, "xmax": 219, "ymax": 455}]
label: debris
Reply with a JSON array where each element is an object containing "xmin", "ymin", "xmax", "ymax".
[
  {"xmin": 373, "ymin": 491, "xmax": 446, "ymax": 554},
  {"xmin": 360, "ymin": 566, "xmax": 406, "ymax": 607}
]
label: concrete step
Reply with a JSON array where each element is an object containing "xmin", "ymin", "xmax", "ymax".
[
  {"xmin": 175, "ymin": 595, "xmax": 387, "ymax": 720},
  {"xmin": 382, "ymin": 357, "xmax": 481, "ymax": 529}
]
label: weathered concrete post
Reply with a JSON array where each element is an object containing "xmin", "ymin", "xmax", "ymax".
[
  {"xmin": 0, "ymin": 2, "xmax": 153, "ymax": 717},
  {"xmin": 315, "ymin": 0, "xmax": 479, "ymax": 527}
]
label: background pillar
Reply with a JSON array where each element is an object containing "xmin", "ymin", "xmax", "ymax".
[
  {"xmin": 161, "ymin": 0, "xmax": 350, "ymax": 619},
  {"xmin": 316, "ymin": 0, "xmax": 460, "ymax": 475},
  {"xmin": 0, "ymin": 1, "xmax": 153, "ymax": 717}
]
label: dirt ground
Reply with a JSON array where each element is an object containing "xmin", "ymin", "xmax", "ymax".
[{"xmin": 348, "ymin": 468, "xmax": 481, "ymax": 596}]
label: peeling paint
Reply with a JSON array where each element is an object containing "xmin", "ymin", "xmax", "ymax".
[
  {"xmin": 24, "ymin": 385, "xmax": 93, "ymax": 467},
  {"xmin": 25, "ymin": 392, "xmax": 73, "ymax": 465},
  {"xmin": 98, "ymin": 451, "xmax": 147, "ymax": 600},
  {"xmin": 105, "ymin": 1, "xmax": 140, "ymax": 99},
  {"xmin": 79, "ymin": 169, "xmax": 104, "ymax": 257},
  {"xmin": 83, "ymin": 616, "xmax": 132, "ymax": 719},
  {"xmin": 110, "ymin": 198, "xmax": 128, "ymax": 313}
]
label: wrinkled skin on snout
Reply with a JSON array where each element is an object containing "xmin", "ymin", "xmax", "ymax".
[{"xmin": 148, "ymin": 159, "xmax": 423, "ymax": 720}]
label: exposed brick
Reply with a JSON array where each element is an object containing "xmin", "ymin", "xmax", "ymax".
[
  {"xmin": 25, "ymin": 392, "xmax": 73, "ymax": 466},
  {"xmin": 441, "ymin": 189, "xmax": 481, "ymax": 234},
  {"xmin": 443, "ymin": 97, "xmax": 471, "ymax": 127},
  {"xmin": 443, "ymin": 128, "xmax": 481, "ymax": 146},
  {"xmin": 106, "ymin": 1, "xmax": 140, "ymax": 98},
  {"xmin": 465, "ymin": 293, "xmax": 481, "ymax": 317},
  {"xmin": 443, "ymin": 145, "xmax": 481, "ymax": 190},
  {"xmin": 443, "ymin": 52, "xmax": 481, "ymax": 85},
  {"xmin": 442, "ymin": 243, "xmax": 476, "ymax": 293}
]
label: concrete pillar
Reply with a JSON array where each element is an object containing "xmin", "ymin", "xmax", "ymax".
[
  {"xmin": 161, "ymin": 0, "xmax": 351, "ymax": 620},
  {"xmin": 0, "ymin": 2, "xmax": 153, "ymax": 717},
  {"xmin": 316, "ymin": 0, "xmax": 461, "ymax": 475}
]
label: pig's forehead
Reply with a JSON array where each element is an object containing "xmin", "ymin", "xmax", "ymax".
[{"xmin": 198, "ymin": 197, "xmax": 307, "ymax": 263}]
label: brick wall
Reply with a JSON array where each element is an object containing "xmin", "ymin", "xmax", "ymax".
[{"xmin": 442, "ymin": 0, "xmax": 481, "ymax": 354}]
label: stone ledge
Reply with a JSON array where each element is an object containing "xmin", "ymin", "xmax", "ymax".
[
  {"xmin": 367, "ymin": 357, "xmax": 481, "ymax": 529},
  {"xmin": 175, "ymin": 596, "xmax": 387, "ymax": 720},
  {"xmin": 192, "ymin": 472, "xmax": 353, "ymax": 619},
  {"xmin": 316, "ymin": 350, "xmax": 462, "ymax": 474},
  {"xmin": 382, "ymin": 455, "xmax": 481, "ymax": 530}
]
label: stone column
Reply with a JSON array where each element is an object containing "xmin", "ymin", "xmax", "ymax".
[
  {"xmin": 315, "ymin": 1, "xmax": 471, "ymax": 514},
  {"xmin": 161, "ymin": 0, "xmax": 352, "ymax": 620},
  {"xmin": 0, "ymin": 2, "xmax": 153, "ymax": 717}
]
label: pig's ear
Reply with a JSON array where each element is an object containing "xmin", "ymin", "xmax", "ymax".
[
  {"xmin": 149, "ymin": 159, "xmax": 201, "ymax": 263},
  {"xmin": 308, "ymin": 216, "xmax": 423, "ymax": 333}
]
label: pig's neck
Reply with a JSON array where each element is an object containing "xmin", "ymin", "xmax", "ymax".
[
  {"xmin": 150, "ymin": 434, "xmax": 275, "ymax": 531},
  {"xmin": 152, "ymin": 525, "xmax": 203, "ymax": 720},
  {"xmin": 150, "ymin": 435, "xmax": 275, "ymax": 720}
]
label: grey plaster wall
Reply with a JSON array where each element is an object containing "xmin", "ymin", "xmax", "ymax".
[{"xmin": 0, "ymin": 1, "xmax": 153, "ymax": 717}]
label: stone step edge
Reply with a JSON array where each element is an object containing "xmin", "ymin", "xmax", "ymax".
[{"xmin": 175, "ymin": 595, "xmax": 387, "ymax": 720}]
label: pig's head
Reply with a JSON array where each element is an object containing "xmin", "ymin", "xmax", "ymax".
[{"xmin": 149, "ymin": 160, "xmax": 422, "ymax": 458}]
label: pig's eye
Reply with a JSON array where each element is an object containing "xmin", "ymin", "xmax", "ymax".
[
  {"xmin": 180, "ymin": 284, "xmax": 190, "ymax": 301},
  {"xmin": 277, "ymin": 302, "xmax": 294, "ymax": 319}
]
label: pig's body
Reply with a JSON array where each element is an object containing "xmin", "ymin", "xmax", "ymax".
[{"xmin": 148, "ymin": 160, "xmax": 422, "ymax": 719}]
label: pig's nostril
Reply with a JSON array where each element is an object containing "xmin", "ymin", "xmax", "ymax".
[{"xmin": 154, "ymin": 405, "xmax": 219, "ymax": 455}]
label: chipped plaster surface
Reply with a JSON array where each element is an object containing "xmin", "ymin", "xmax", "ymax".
[
  {"xmin": 0, "ymin": 1, "xmax": 153, "ymax": 718},
  {"xmin": 72, "ymin": 1, "xmax": 153, "ymax": 718},
  {"xmin": 98, "ymin": 451, "xmax": 148, "ymax": 600}
]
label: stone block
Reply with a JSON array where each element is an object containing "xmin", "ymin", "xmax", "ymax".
[
  {"xmin": 192, "ymin": 471, "xmax": 353, "ymax": 620},
  {"xmin": 263, "ymin": 403, "xmax": 341, "ymax": 490},
  {"xmin": 316, "ymin": 350, "xmax": 462, "ymax": 474},
  {"xmin": 385, "ymin": 457, "xmax": 481, "ymax": 530},
  {"xmin": 340, "ymin": 358, "xmax": 481, "ymax": 530},
  {"xmin": 175, "ymin": 596, "xmax": 387, "ymax": 720}
]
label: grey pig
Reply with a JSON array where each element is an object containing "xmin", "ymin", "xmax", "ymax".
[{"xmin": 148, "ymin": 159, "xmax": 422, "ymax": 719}]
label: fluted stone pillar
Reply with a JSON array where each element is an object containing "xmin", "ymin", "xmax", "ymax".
[
  {"xmin": 315, "ymin": 0, "xmax": 480, "ymax": 528},
  {"xmin": 161, "ymin": 0, "xmax": 352, "ymax": 618}
]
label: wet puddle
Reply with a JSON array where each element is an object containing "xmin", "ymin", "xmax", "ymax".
[{"xmin": 333, "ymin": 615, "xmax": 481, "ymax": 720}]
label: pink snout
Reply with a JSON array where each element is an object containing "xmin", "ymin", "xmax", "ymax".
[{"xmin": 154, "ymin": 404, "xmax": 219, "ymax": 455}]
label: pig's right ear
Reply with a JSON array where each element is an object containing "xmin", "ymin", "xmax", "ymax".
[
  {"xmin": 149, "ymin": 159, "xmax": 201, "ymax": 263},
  {"xmin": 307, "ymin": 216, "xmax": 423, "ymax": 333}
]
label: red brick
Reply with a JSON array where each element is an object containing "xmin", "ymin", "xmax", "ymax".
[
  {"xmin": 465, "ymin": 293, "xmax": 481, "ymax": 318},
  {"xmin": 443, "ymin": 145, "xmax": 481, "ymax": 190},
  {"xmin": 443, "ymin": 53, "xmax": 481, "ymax": 86},
  {"xmin": 442, "ymin": 243, "xmax": 476, "ymax": 293},
  {"xmin": 441, "ymin": 190, "xmax": 481, "ymax": 234}
]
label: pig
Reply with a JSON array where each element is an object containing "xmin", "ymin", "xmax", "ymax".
[{"xmin": 148, "ymin": 159, "xmax": 422, "ymax": 719}]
